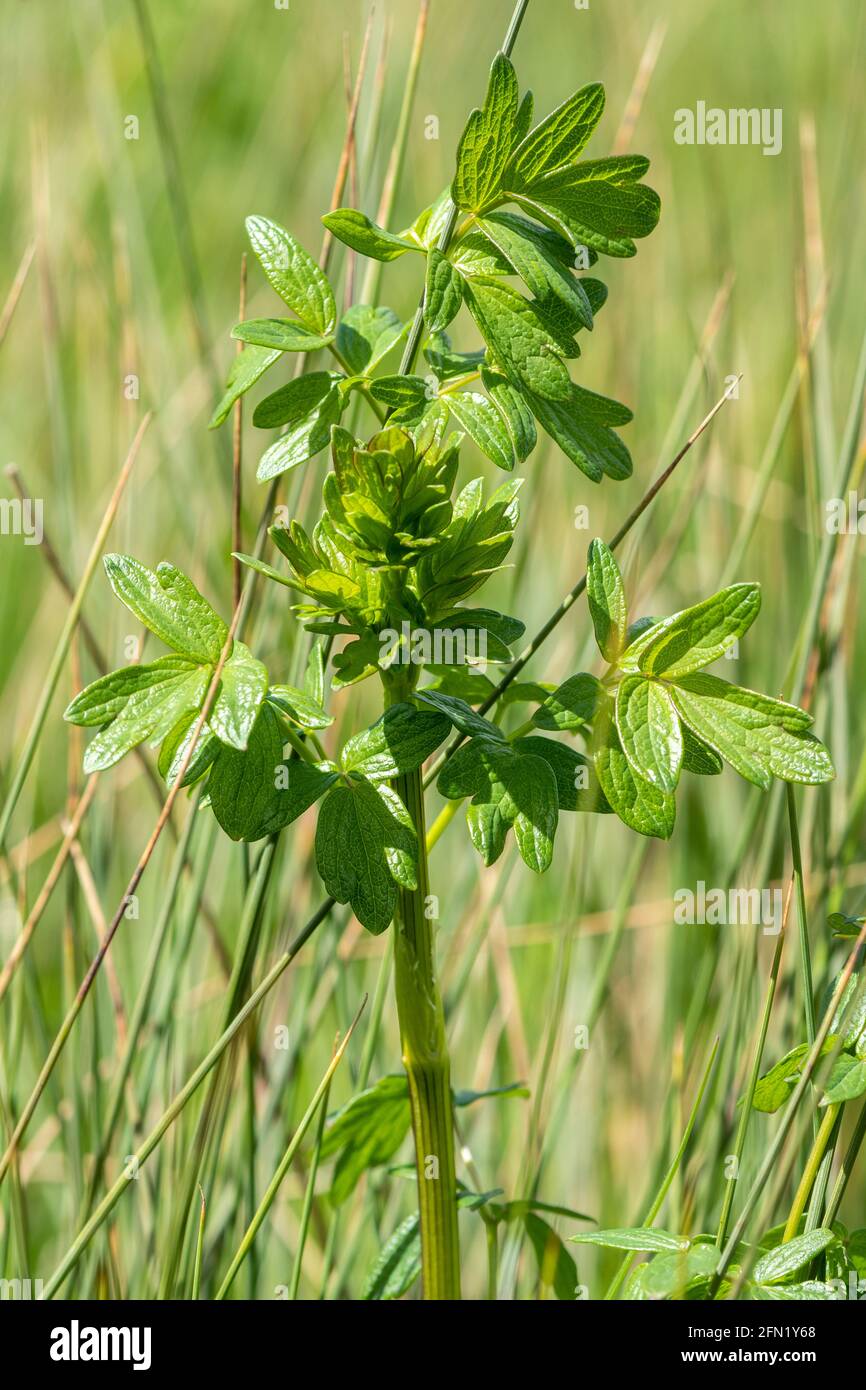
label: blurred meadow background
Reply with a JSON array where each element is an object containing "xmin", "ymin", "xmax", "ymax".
[{"xmin": 0, "ymin": 0, "xmax": 865, "ymax": 1299}]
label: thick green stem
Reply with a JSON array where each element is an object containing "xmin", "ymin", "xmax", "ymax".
[
  {"xmin": 386, "ymin": 675, "xmax": 460, "ymax": 1298},
  {"xmin": 393, "ymin": 761, "xmax": 461, "ymax": 1298}
]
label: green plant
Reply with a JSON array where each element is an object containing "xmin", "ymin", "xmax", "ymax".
[{"xmin": 60, "ymin": 21, "xmax": 835, "ymax": 1304}]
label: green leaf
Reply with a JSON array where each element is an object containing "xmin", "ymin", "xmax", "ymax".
[
  {"xmin": 82, "ymin": 665, "xmax": 210, "ymax": 775},
  {"xmin": 752, "ymin": 1039, "xmax": 839, "ymax": 1113},
  {"xmin": 821, "ymin": 1054, "xmax": 866, "ymax": 1105},
  {"xmin": 524, "ymin": 1213, "xmax": 578, "ymax": 1300},
  {"xmin": 448, "ymin": 227, "xmax": 514, "ymax": 277},
  {"xmin": 424, "ymin": 334, "xmax": 486, "ymax": 383},
  {"xmin": 272, "ymin": 757, "xmax": 341, "ymax": 832},
  {"xmin": 849, "ymin": 1230, "xmax": 866, "ymax": 1278},
  {"xmin": 509, "ymin": 754, "xmax": 560, "ymax": 872},
  {"xmin": 570, "ymin": 1228, "xmax": 688, "ymax": 1253},
  {"xmin": 206, "ymin": 702, "xmax": 284, "ymax": 841},
  {"xmin": 64, "ymin": 656, "xmax": 198, "ymax": 727},
  {"xmin": 587, "ymin": 538, "xmax": 628, "ymax": 661},
  {"xmin": 320, "ymin": 1075, "xmax": 411, "ymax": 1206},
  {"xmin": 452, "ymin": 53, "xmax": 520, "ymax": 213},
  {"xmin": 254, "ymin": 373, "xmax": 344, "ymax": 480},
  {"xmin": 681, "ymin": 723, "xmax": 723, "ymax": 776},
  {"xmin": 414, "ymin": 689, "xmax": 503, "ymax": 742},
  {"xmin": 306, "ymin": 643, "xmax": 326, "ymax": 704},
  {"xmin": 232, "ymin": 552, "xmax": 296, "ymax": 593},
  {"xmin": 670, "ymin": 674, "xmax": 834, "ymax": 790},
  {"xmin": 526, "ymin": 381, "xmax": 633, "ymax": 483},
  {"xmin": 615, "ymin": 676, "xmax": 683, "ymax": 793},
  {"xmin": 330, "ymin": 633, "xmax": 381, "ymax": 689},
  {"xmin": 209, "ymin": 344, "xmax": 281, "ymax": 429},
  {"xmin": 479, "ymin": 213, "xmax": 593, "ymax": 330},
  {"xmin": 752, "ymin": 1229, "xmax": 836, "ymax": 1285},
  {"xmin": 463, "ymin": 277, "xmax": 572, "ymax": 403},
  {"xmin": 155, "ymin": 563, "xmax": 229, "ymax": 663},
  {"xmin": 593, "ymin": 713, "xmax": 676, "ymax": 840},
  {"xmin": 321, "ymin": 208, "xmax": 417, "ymax": 262},
  {"xmin": 231, "ymin": 318, "xmax": 332, "ymax": 352},
  {"xmin": 531, "ymin": 672, "xmax": 604, "ymax": 732},
  {"xmin": 497, "ymin": 1198, "xmax": 593, "ymax": 1223},
  {"xmin": 501, "ymin": 680, "xmax": 554, "ymax": 707},
  {"xmin": 158, "ymin": 711, "xmax": 220, "ymax": 789},
  {"xmin": 437, "ymin": 737, "xmax": 558, "ymax": 872},
  {"xmin": 264, "ymin": 683, "xmax": 331, "ymax": 736},
  {"xmin": 640, "ymin": 1244, "xmax": 718, "ymax": 1299},
  {"xmin": 424, "ymin": 248, "xmax": 463, "ymax": 333},
  {"xmin": 210, "ymin": 641, "xmax": 268, "ymax": 750},
  {"xmin": 620, "ymin": 584, "xmax": 761, "ymax": 678},
  {"xmin": 335, "ymin": 305, "xmax": 406, "ymax": 374},
  {"xmin": 406, "ymin": 187, "xmax": 453, "ymax": 251},
  {"xmin": 433, "ymin": 606, "xmax": 525, "ymax": 649},
  {"xmin": 253, "ymin": 369, "xmax": 341, "ymax": 430},
  {"xmin": 504, "ymin": 82, "xmax": 605, "ymax": 188},
  {"xmin": 368, "ymin": 375, "xmax": 429, "ymax": 409},
  {"xmin": 362, "ymin": 1213, "xmax": 421, "ymax": 1301},
  {"xmin": 827, "ymin": 969, "xmax": 866, "ymax": 1056},
  {"xmin": 747, "ymin": 1279, "xmax": 842, "ymax": 1301},
  {"xmin": 340, "ymin": 703, "xmax": 450, "ymax": 779},
  {"xmin": 207, "ymin": 704, "xmax": 338, "ymax": 841},
  {"xmin": 513, "ymin": 736, "xmax": 611, "ymax": 813},
  {"xmin": 103, "ymin": 554, "xmax": 227, "ymax": 664},
  {"xmin": 481, "ymin": 368, "xmax": 537, "ymax": 463},
  {"xmin": 452, "ymin": 1081, "xmax": 530, "ymax": 1107},
  {"xmin": 828, "ymin": 911, "xmax": 866, "ymax": 940},
  {"xmin": 517, "ymin": 155, "xmax": 661, "ymax": 259},
  {"xmin": 422, "ymin": 667, "xmax": 497, "ymax": 704},
  {"xmin": 315, "ymin": 775, "xmax": 417, "ymax": 933},
  {"xmin": 753, "ymin": 1044, "xmax": 808, "ymax": 1113},
  {"xmin": 246, "ymin": 214, "xmax": 336, "ymax": 333},
  {"xmin": 446, "ymin": 390, "xmax": 516, "ymax": 472}
]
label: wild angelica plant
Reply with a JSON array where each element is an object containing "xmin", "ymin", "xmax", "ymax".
[{"xmin": 63, "ymin": 34, "xmax": 834, "ymax": 1302}]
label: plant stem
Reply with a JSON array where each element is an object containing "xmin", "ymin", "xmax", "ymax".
[
  {"xmin": 485, "ymin": 1220, "xmax": 499, "ymax": 1301},
  {"xmin": 191, "ymin": 1187, "xmax": 206, "ymax": 1300},
  {"xmin": 387, "ymin": 673, "xmax": 461, "ymax": 1298},
  {"xmin": 377, "ymin": 0, "xmax": 534, "ymax": 1298},
  {"xmin": 786, "ymin": 785, "xmax": 816, "ymax": 1050},
  {"xmin": 782, "ymin": 1102, "xmax": 839, "ymax": 1242}
]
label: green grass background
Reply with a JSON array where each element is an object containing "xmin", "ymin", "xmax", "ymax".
[{"xmin": 0, "ymin": 0, "xmax": 864, "ymax": 1298}]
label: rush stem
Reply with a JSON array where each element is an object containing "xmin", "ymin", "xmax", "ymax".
[{"xmin": 782, "ymin": 1102, "xmax": 840, "ymax": 1243}]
